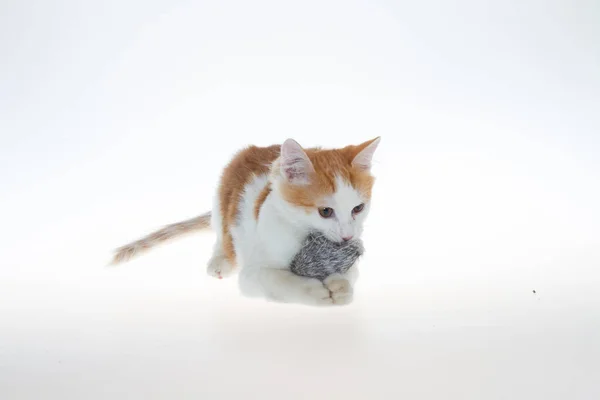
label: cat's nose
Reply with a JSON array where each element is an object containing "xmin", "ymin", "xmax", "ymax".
[{"xmin": 342, "ymin": 236, "xmax": 353, "ymax": 242}]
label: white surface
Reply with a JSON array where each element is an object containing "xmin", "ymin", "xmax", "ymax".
[{"xmin": 1, "ymin": 1, "xmax": 599, "ymax": 399}]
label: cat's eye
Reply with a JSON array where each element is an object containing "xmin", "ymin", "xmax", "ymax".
[
  {"xmin": 318, "ymin": 207, "xmax": 334, "ymax": 218},
  {"xmin": 352, "ymin": 203, "xmax": 365, "ymax": 214}
]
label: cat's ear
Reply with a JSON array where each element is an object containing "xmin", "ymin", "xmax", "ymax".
[
  {"xmin": 351, "ymin": 137, "xmax": 381, "ymax": 171},
  {"xmin": 280, "ymin": 138, "xmax": 314, "ymax": 185}
]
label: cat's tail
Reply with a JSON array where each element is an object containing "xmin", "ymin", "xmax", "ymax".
[{"xmin": 110, "ymin": 212, "xmax": 212, "ymax": 265}]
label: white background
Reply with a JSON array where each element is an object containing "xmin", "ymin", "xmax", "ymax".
[{"xmin": 1, "ymin": 0, "xmax": 599, "ymax": 399}]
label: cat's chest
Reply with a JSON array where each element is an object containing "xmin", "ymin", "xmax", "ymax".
[{"xmin": 256, "ymin": 212, "xmax": 304, "ymax": 267}]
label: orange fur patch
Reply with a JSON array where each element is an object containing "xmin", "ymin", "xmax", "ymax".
[
  {"xmin": 218, "ymin": 145, "xmax": 280, "ymax": 263},
  {"xmin": 254, "ymin": 183, "xmax": 272, "ymax": 220}
]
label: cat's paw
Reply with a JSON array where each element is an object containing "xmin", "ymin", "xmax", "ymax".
[
  {"xmin": 207, "ymin": 256, "xmax": 235, "ymax": 279},
  {"xmin": 324, "ymin": 275, "xmax": 354, "ymax": 306},
  {"xmin": 301, "ymin": 279, "xmax": 334, "ymax": 306}
]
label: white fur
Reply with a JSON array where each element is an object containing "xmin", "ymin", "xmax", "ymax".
[
  {"xmin": 207, "ymin": 141, "xmax": 377, "ymax": 306},
  {"xmin": 206, "ymin": 191, "xmax": 234, "ymax": 278}
]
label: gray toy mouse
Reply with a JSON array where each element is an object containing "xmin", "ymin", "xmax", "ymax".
[{"xmin": 290, "ymin": 232, "xmax": 364, "ymax": 281}]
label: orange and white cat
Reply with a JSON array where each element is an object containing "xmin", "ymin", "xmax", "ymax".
[{"xmin": 113, "ymin": 137, "xmax": 380, "ymax": 306}]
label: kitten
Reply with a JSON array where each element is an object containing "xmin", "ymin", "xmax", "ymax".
[{"xmin": 112, "ymin": 137, "xmax": 380, "ymax": 306}]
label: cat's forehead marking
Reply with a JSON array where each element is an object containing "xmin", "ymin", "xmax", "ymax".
[{"xmin": 308, "ymin": 149, "xmax": 375, "ymax": 198}]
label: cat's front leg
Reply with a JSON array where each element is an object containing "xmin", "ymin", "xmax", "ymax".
[
  {"xmin": 240, "ymin": 267, "xmax": 333, "ymax": 306},
  {"xmin": 323, "ymin": 264, "xmax": 359, "ymax": 305},
  {"xmin": 262, "ymin": 268, "xmax": 334, "ymax": 306}
]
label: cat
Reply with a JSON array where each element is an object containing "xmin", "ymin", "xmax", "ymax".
[{"xmin": 112, "ymin": 137, "xmax": 380, "ymax": 306}]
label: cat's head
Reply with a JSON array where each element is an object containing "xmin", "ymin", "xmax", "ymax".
[{"xmin": 271, "ymin": 137, "xmax": 380, "ymax": 243}]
